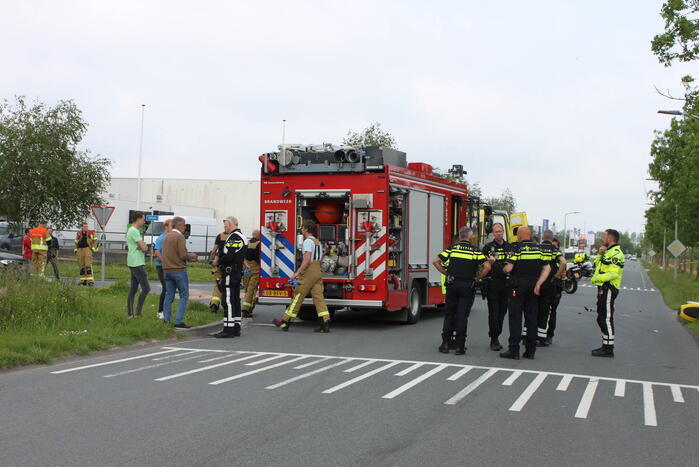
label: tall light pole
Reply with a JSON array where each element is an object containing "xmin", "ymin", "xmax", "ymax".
[
  {"xmin": 136, "ymin": 104, "xmax": 146, "ymax": 210},
  {"xmin": 658, "ymin": 109, "xmax": 699, "ymax": 121},
  {"xmin": 563, "ymin": 211, "xmax": 581, "ymax": 250}
]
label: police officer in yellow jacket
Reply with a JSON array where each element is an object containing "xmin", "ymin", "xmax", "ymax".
[
  {"xmin": 590, "ymin": 229, "xmax": 624, "ymax": 357},
  {"xmin": 482, "ymin": 223, "xmax": 511, "ymax": 351},
  {"xmin": 273, "ymin": 220, "xmax": 331, "ymax": 333},
  {"xmin": 74, "ymin": 222, "xmax": 99, "ymax": 286},
  {"xmin": 212, "ymin": 217, "xmax": 248, "ymax": 338},
  {"xmin": 432, "ymin": 226, "xmax": 491, "ymax": 355}
]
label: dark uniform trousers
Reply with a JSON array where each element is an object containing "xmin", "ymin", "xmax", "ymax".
[
  {"xmin": 596, "ymin": 282, "xmax": 619, "ymax": 347},
  {"xmin": 486, "ymin": 278, "xmax": 509, "ymax": 339},
  {"xmin": 442, "ymin": 280, "xmax": 476, "ymax": 347},
  {"xmin": 547, "ymin": 282, "xmax": 562, "ymax": 339},
  {"xmin": 220, "ymin": 266, "xmax": 243, "ymax": 330},
  {"xmin": 508, "ymin": 278, "xmax": 538, "ymax": 352},
  {"xmin": 536, "ymin": 280, "xmax": 556, "ymax": 340}
]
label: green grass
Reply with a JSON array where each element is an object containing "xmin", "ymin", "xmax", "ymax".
[
  {"xmin": 643, "ymin": 260, "xmax": 699, "ymax": 336},
  {"xmin": 54, "ymin": 259, "xmax": 215, "ymax": 283},
  {"xmin": 0, "ymin": 273, "xmax": 221, "ymax": 369}
]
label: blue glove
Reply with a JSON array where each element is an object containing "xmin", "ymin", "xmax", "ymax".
[
  {"xmin": 243, "ymin": 268, "xmax": 250, "ymax": 276},
  {"xmin": 289, "ymin": 279, "xmax": 299, "ymax": 286}
]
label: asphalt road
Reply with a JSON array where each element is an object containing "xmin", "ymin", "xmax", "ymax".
[{"xmin": 2, "ymin": 260, "xmax": 697, "ymax": 466}]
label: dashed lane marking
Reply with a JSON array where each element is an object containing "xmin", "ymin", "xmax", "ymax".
[
  {"xmin": 51, "ymin": 346, "xmax": 699, "ymax": 427},
  {"xmin": 579, "ymin": 284, "xmax": 656, "ymax": 292}
]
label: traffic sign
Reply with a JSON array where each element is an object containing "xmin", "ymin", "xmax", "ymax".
[
  {"xmin": 647, "ymin": 249, "xmax": 656, "ymax": 258},
  {"xmin": 91, "ymin": 205, "xmax": 115, "ymax": 230},
  {"xmin": 667, "ymin": 239, "xmax": 686, "ymax": 258},
  {"xmin": 145, "ymin": 215, "xmax": 158, "ymax": 221}
]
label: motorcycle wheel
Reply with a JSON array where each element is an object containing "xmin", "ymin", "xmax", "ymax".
[{"xmin": 564, "ymin": 277, "xmax": 577, "ymax": 294}]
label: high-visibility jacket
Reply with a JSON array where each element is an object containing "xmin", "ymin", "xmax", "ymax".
[
  {"xmin": 591, "ymin": 244, "xmax": 624, "ymax": 289},
  {"xmin": 75, "ymin": 230, "xmax": 99, "ymax": 252},
  {"xmin": 29, "ymin": 226, "xmax": 51, "ymax": 251}
]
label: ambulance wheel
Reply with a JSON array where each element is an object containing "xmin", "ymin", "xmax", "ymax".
[{"xmin": 403, "ymin": 286, "xmax": 422, "ymax": 324}]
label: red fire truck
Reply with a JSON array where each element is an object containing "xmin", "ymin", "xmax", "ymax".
[{"xmin": 256, "ymin": 145, "xmax": 476, "ymax": 324}]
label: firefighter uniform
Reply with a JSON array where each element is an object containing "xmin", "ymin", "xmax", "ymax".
[
  {"xmin": 590, "ymin": 244, "xmax": 624, "ymax": 357},
  {"xmin": 29, "ymin": 225, "xmax": 51, "ymax": 277},
  {"xmin": 75, "ymin": 230, "xmax": 98, "ymax": 285},
  {"xmin": 536, "ymin": 240, "xmax": 562, "ymax": 346},
  {"xmin": 242, "ymin": 237, "xmax": 261, "ymax": 317},
  {"xmin": 502, "ymin": 241, "xmax": 551, "ymax": 359},
  {"xmin": 482, "ymin": 239, "xmax": 510, "ymax": 350},
  {"xmin": 275, "ymin": 236, "xmax": 330, "ymax": 332},
  {"xmin": 208, "ymin": 232, "xmax": 227, "ymax": 313},
  {"xmin": 437, "ymin": 240, "xmax": 486, "ymax": 354},
  {"xmin": 213, "ymin": 229, "xmax": 248, "ymax": 338}
]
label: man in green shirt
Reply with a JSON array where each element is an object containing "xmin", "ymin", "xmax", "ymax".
[{"xmin": 126, "ymin": 211, "xmax": 150, "ymax": 317}]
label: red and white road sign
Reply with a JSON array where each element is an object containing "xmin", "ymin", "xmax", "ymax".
[{"xmin": 90, "ymin": 205, "xmax": 116, "ymax": 230}]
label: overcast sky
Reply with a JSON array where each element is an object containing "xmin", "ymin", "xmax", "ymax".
[{"xmin": 3, "ymin": 1, "xmax": 694, "ymax": 233}]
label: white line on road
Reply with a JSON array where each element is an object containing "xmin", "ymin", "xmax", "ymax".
[
  {"xmin": 670, "ymin": 385, "xmax": 685, "ymax": 403},
  {"xmin": 152, "ymin": 351, "xmax": 199, "ymax": 361},
  {"xmin": 155, "ymin": 353, "xmax": 262, "ymax": 381},
  {"xmin": 447, "ymin": 366, "xmax": 473, "ymax": 381},
  {"xmin": 557, "ymin": 375, "xmax": 573, "ymax": 391},
  {"xmin": 323, "ymin": 362, "xmax": 400, "ymax": 394},
  {"xmin": 343, "ymin": 360, "xmax": 376, "ymax": 373},
  {"xmin": 383, "ymin": 365, "xmax": 448, "ymax": 399},
  {"xmin": 444, "ymin": 369, "xmax": 498, "ymax": 405},
  {"xmin": 575, "ymin": 378, "xmax": 599, "ymax": 419},
  {"xmin": 266, "ymin": 359, "xmax": 352, "ymax": 390},
  {"xmin": 209, "ymin": 356, "xmax": 307, "ymax": 385},
  {"xmin": 510, "ymin": 373, "xmax": 548, "ymax": 412},
  {"xmin": 104, "ymin": 354, "xmax": 206, "ymax": 378},
  {"xmin": 199, "ymin": 354, "xmax": 236, "ymax": 363},
  {"xmin": 502, "ymin": 371, "xmax": 523, "ymax": 386},
  {"xmin": 245, "ymin": 355, "xmax": 286, "ymax": 366},
  {"xmin": 395, "ymin": 363, "xmax": 424, "ymax": 376},
  {"xmin": 51, "ymin": 349, "xmax": 180, "ymax": 374},
  {"xmin": 640, "ymin": 267, "xmax": 647, "ymax": 289},
  {"xmin": 294, "ymin": 358, "xmax": 330, "ymax": 369},
  {"xmin": 614, "ymin": 380, "xmax": 626, "ymax": 397},
  {"xmin": 642, "ymin": 383, "xmax": 658, "ymax": 427}
]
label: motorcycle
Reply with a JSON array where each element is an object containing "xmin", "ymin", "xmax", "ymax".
[{"xmin": 564, "ymin": 261, "xmax": 595, "ymax": 294}]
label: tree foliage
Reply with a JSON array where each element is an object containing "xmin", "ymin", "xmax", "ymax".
[
  {"xmin": 342, "ymin": 122, "xmax": 397, "ymax": 148},
  {"xmin": 0, "ymin": 97, "xmax": 111, "ymax": 229},
  {"xmin": 652, "ymin": 0, "xmax": 699, "ymax": 67},
  {"xmin": 485, "ymin": 188, "xmax": 517, "ymax": 213}
]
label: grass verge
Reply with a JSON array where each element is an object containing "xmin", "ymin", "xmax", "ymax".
[
  {"xmin": 54, "ymin": 260, "xmax": 215, "ymax": 283},
  {"xmin": 642, "ymin": 260, "xmax": 699, "ymax": 337},
  {"xmin": 0, "ymin": 273, "xmax": 221, "ymax": 369}
]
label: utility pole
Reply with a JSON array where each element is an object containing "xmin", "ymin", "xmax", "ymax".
[
  {"xmin": 662, "ymin": 229, "xmax": 666, "ymax": 269},
  {"xmin": 674, "ymin": 204, "xmax": 678, "ymax": 281},
  {"xmin": 136, "ymin": 104, "xmax": 146, "ymax": 210}
]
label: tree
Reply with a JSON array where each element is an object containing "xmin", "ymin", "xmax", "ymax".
[
  {"xmin": 0, "ymin": 96, "xmax": 111, "ymax": 229},
  {"xmin": 342, "ymin": 122, "xmax": 397, "ymax": 148},
  {"xmin": 652, "ymin": 0, "xmax": 699, "ymax": 67},
  {"xmin": 485, "ymin": 188, "xmax": 517, "ymax": 213}
]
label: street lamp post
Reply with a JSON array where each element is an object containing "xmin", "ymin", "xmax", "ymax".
[
  {"xmin": 658, "ymin": 109, "xmax": 699, "ymax": 121},
  {"xmin": 136, "ymin": 104, "xmax": 146, "ymax": 210},
  {"xmin": 563, "ymin": 211, "xmax": 581, "ymax": 250}
]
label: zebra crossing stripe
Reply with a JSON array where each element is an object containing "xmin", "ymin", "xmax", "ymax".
[
  {"xmin": 383, "ymin": 365, "xmax": 448, "ymax": 399},
  {"xmin": 154, "ymin": 353, "xmax": 262, "ymax": 381},
  {"xmin": 510, "ymin": 373, "xmax": 548, "ymax": 412},
  {"xmin": 209, "ymin": 356, "xmax": 308, "ymax": 385},
  {"xmin": 642, "ymin": 383, "xmax": 658, "ymax": 427},
  {"xmin": 50, "ymin": 349, "xmax": 180, "ymax": 374},
  {"xmin": 266, "ymin": 359, "xmax": 353, "ymax": 390},
  {"xmin": 557, "ymin": 375, "xmax": 573, "ymax": 391},
  {"xmin": 445, "ymin": 369, "xmax": 498, "ymax": 405},
  {"xmin": 614, "ymin": 380, "xmax": 626, "ymax": 397},
  {"xmin": 395, "ymin": 363, "xmax": 424, "ymax": 376},
  {"xmin": 502, "ymin": 370, "xmax": 523, "ymax": 386},
  {"xmin": 574, "ymin": 378, "xmax": 599, "ymax": 419},
  {"xmin": 323, "ymin": 362, "xmax": 400, "ymax": 394},
  {"xmin": 670, "ymin": 385, "xmax": 685, "ymax": 403},
  {"xmin": 447, "ymin": 366, "xmax": 473, "ymax": 381}
]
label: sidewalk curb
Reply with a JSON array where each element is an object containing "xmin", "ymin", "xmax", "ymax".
[{"xmin": 175, "ymin": 317, "xmax": 251, "ymax": 337}]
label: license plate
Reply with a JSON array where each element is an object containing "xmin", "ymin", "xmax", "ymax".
[{"xmin": 263, "ymin": 290, "xmax": 289, "ymax": 297}]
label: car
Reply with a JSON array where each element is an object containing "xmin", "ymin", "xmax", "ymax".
[
  {"xmin": 0, "ymin": 221, "xmax": 23, "ymax": 252},
  {"xmin": 0, "ymin": 250, "xmax": 25, "ymax": 271}
]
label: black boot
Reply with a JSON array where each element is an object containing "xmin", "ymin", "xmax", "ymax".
[
  {"xmin": 233, "ymin": 323, "xmax": 241, "ymax": 337},
  {"xmin": 454, "ymin": 345, "xmax": 466, "ymax": 355},
  {"xmin": 273, "ymin": 319, "xmax": 290, "ymax": 331},
  {"xmin": 490, "ymin": 338, "xmax": 502, "ymax": 351},
  {"xmin": 242, "ymin": 310, "xmax": 251, "ymax": 318},
  {"xmin": 522, "ymin": 349, "xmax": 535, "ymax": 359},
  {"xmin": 500, "ymin": 348, "xmax": 520, "ymax": 360},
  {"xmin": 591, "ymin": 345, "xmax": 614, "ymax": 357},
  {"xmin": 314, "ymin": 319, "xmax": 330, "ymax": 333},
  {"xmin": 438, "ymin": 339, "xmax": 450, "ymax": 353},
  {"xmin": 536, "ymin": 338, "xmax": 549, "ymax": 347},
  {"xmin": 213, "ymin": 328, "xmax": 235, "ymax": 338},
  {"xmin": 448, "ymin": 337, "xmax": 456, "ymax": 350}
]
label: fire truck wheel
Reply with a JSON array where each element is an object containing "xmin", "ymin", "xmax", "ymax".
[{"xmin": 403, "ymin": 286, "xmax": 422, "ymax": 324}]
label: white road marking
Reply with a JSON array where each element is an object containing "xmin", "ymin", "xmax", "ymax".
[
  {"xmin": 383, "ymin": 365, "xmax": 448, "ymax": 399},
  {"xmin": 245, "ymin": 354, "xmax": 286, "ymax": 366},
  {"xmin": 199, "ymin": 354, "xmax": 235, "ymax": 363},
  {"xmin": 642, "ymin": 383, "xmax": 658, "ymax": 427},
  {"xmin": 152, "ymin": 350, "xmax": 199, "ymax": 361},
  {"xmin": 502, "ymin": 370, "xmax": 522, "ymax": 386},
  {"xmin": 266, "ymin": 360, "xmax": 352, "ymax": 390},
  {"xmin": 640, "ymin": 267, "xmax": 647, "ymax": 289},
  {"xmin": 51, "ymin": 349, "xmax": 180, "ymax": 374},
  {"xmin": 614, "ymin": 380, "xmax": 626, "ymax": 397},
  {"xmin": 209, "ymin": 356, "xmax": 307, "ymax": 385},
  {"xmin": 557, "ymin": 375, "xmax": 573, "ymax": 391},
  {"xmin": 447, "ymin": 366, "xmax": 473, "ymax": 381},
  {"xmin": 510, "ymin": 373, "xmax": 548, "ymax": 412},
  {"xmin": 104, "ymin": 354, "xmax": 205, "ymax": 378},
  {"xmin": 249, "ymin": 323, "xmax": 276, "ymax": 327},
  {"xmin": 670, "ymin": 385, "xmax": 685, "ymax": 403},
  {"xmin": 444, "ymin": 369, "xmax": 498, "ymax": 405},
  {"xmin": 155, "ymin": 353, "xmax": 262, "ymax": 381},
  {"xmin": 395, "ymin": 363, "xmax": 424, "ymax": 376},
  {"xmin": 343, "ymin": 360, "xmax": 376, "ymax": 373},
  {"xmin": 294, "ymin": 358, "xmax": 330, "ymax": 369},
  {"xmin": 323, "ymin": 362, "xmax": 400, "ymax": 394},
  {"xmin": 574, "ymin": 378, "xmax": 599, "ymax": 419}
]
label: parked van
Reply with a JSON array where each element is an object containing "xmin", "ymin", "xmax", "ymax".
[{"xmin": 144, "ymin": 215, "xmax": 220, "ymax": 254}]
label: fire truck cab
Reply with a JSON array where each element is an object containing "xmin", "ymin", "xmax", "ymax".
[{"xmin": 256, "ymin": 145, "xmax": 473, "ymax": 324}]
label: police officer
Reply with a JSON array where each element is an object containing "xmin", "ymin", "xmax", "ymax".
[
  {"xmin": 482, "ymin": 222, "xmax": 510, "ymax": 351},
  {"xmin": 212, "ymin": 216, "xmax": 248, "ymax": 338},
  {"xmin": 500, "ymin": 226, "xmax": 551, "ymax": 360},
  {"xmin": 536, "ymin": 230, "xmax": 567, "ymax": 346},
  {"xmin": 546, "ymin": 237, "xmax": 565, "ymax": 343},
  {"xmin": 273, "ymin": 220, "xmax": 331, "ymax": 333},
  {"xmin": 590, "ymin": 229, "xmax": 624, "ymax": 357},
  {"xmin": 242, "ymin": 229, "xmax": 261, "ymax": 318},
  {"xmin": 432, "ymin": 226, "xmax": 491, "ymax": 355}
]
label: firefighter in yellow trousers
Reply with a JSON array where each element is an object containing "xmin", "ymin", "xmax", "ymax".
[
  {"xmin": 273, "ymin": 220, "xmax": 330, "ymax": 333},
  {"xmin": 75, "ymin": 222, "xmax": 99, "ymax": 285},
  {"xmin": 242, "ymin": 229, "xmax": 261, "ymax": 318},
  {"xmin": 29, "ymin": 221, "xmax": 52, "ymax": 277}
]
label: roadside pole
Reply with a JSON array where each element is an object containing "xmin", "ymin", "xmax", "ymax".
[
  {"xmin": 91, "ymin": 205, "xmax": 116, "ymax": 285},
  {"xmin": 101, "ymin": 226, "xmax": 106, "ymax": 282}
]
